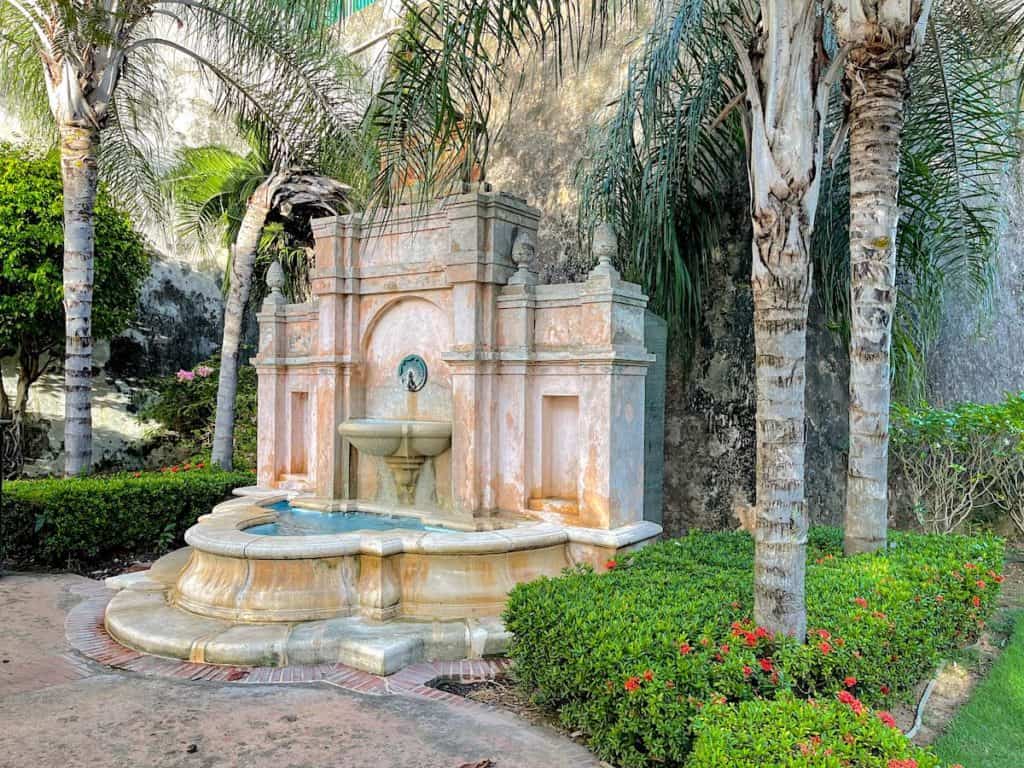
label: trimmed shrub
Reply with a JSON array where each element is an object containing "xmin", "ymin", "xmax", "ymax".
[
  {"xmin": 687, "ymin": 694, "xmax": 952, "ymax": 768},
  {"xmin": 1, "ymin": 466, "xmax": 254, "ymax": 568},
  {"xmin": 504, "ymin": 528, "xmax": 1003, "ymax": 767},
  {"xmin": 892, "ymin": 394, "xmax": 1024, "ymax": 535}
]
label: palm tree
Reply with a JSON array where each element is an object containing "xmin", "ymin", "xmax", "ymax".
[
  {"xmin": 837, "ymin": 1, "xmax": 1023, "ymax": 554},
  {"xmin": 0, "ymin": 0, "xmax": 357, "ymax": 475},
  {"xmin": 577, "ymin": 0, "xmax": 1020, "ymax": 569},
  {"xmin": 166, "ymin": 126, "xmax": 362, "ymax": 469}
]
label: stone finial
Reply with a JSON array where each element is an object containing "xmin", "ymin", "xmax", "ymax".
[
  {"xmin": 508, "ymin": 229, "xmax": 538, "ymax": 286},
  {"xmin": 589, "ymin": 222, "xmax": 621, "ymax": 280},
  {"xmin": 265, "ymin": 259, "xmax": 286, "ymax": 305}
]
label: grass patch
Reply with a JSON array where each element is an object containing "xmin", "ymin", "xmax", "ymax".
[{"xmin": 935, "ymin": 610, "xmax": 1024, "ymax": 768}]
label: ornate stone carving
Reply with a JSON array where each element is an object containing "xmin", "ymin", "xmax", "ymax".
[{"xmin": 508, "ymin": 229, "xmax": 538, "ymax": 286}]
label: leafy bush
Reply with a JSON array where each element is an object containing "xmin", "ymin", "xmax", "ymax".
[
  {"xmin": 140, "ymin": 357, "xmax": 258, "ymax": 469},
  {"xmin": 1, "ymin": 466, "xmax": 254, "ymax": 568},
  {"xmin": 687, "ymin": 694, "xmax": 954, "ymax": 768},
  {"xmin": 892, "ymin": 394, "xmax": 1024, "ymax": 535},
  {"xmin": 504, "ymin": 529, "xmax": 1003, "ymax": 767}
]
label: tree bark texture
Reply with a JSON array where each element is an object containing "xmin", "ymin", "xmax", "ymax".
[
  {"xmin": 733, "ymin": 0, "xmax": 834, "ymax": 639},
  {"xmin": 844, "ymin": 57, "xmax": 907, "ymax": 555},
  {"xmin": 835, "ymin": 1, "xmax": 927, "ymax": 554},
  {"xmin": 59, "ymin": 124, "xmax": 100, "ymax": 477},
  {"xmin": 211, "ymin": 180, "xmax": 277, "ymax": 470}
]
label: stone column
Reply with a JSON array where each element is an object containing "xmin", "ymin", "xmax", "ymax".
[
  {"xmin": 254, "ymin": 261, "xmax": 288, "ymax": 489},
  {"xmin": 577, "ymin": 224, "xmax": 653, "ymax": 528},
  {"xmin": 443, "ymin": 190, "xmax": 539, "ymax": 516},
  {"xmin": 310, "ymin": 215, "xmax": 363, "ymax": 502}
]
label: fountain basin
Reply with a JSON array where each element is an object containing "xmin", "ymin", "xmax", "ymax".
[
  {"xmin": 339, "ymin": 419, "xmax": 452, "ymax": 505},
  {"xmin": 103, "ymin": 492, "xmax": 661, "ymax": 672},
  {"xmin": 338, "ymin": 418, "xmax": 452, "ymax": 458}
]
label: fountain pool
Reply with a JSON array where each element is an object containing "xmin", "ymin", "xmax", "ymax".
[{"xmin": 245, "ymin": 501, "xmax": 458, "ymax": 535}]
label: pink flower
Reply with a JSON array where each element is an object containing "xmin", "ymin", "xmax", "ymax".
[
  {"xmin": 195, "ymin": 365, "xmax": 214, "ymax": 378},
  {"xmin": 176, "ymin": 369, "xmax": 195, "ymax": 382}
]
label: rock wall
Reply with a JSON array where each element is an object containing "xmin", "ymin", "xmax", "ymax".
[
  {"xmin": 2, "ymin": 256, "xmax": 226, "ymax": 475},
  {"xmin": 927, "ymin": 158, "xmax": 1024, "ymax": 405}
]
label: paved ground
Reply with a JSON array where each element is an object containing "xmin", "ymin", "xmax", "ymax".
[{"xmin": 0, "ymin": 573, "xmax": 597, "ymax": 768}]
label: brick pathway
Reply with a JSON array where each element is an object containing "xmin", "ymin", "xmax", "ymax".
[{"xmin": 0, "ymin": 572, "xmax": 597, "ymax": 768}]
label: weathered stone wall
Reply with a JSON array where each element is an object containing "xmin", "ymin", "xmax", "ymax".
[{"xmin": 926, "ymin": 157, "xmax": 1024, "ymax": 405}]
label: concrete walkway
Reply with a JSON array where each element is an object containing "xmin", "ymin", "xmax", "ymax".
[{"xmin": 0, "ymin": 573, "xmax": 597, "ymax": 768}]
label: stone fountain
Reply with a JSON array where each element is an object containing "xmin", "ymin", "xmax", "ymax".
[{"xmin": 103, "ymin": 188, "xmax": 666, "ymax": 674}]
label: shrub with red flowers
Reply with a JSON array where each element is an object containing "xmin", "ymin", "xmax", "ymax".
[
  {"xmin": 504, "ymin": 528, "xmax": 1003, "ymax": 768},
  {"xmin": 685, "ymin": 694, "xmax": 951, "ymax": 768}
]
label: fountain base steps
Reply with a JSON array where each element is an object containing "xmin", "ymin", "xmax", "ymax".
[{"xmin": 104, "ymin": 550, "xmax": 510, "ymax": 676}]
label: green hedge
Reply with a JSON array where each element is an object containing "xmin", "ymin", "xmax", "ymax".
[
  {"xmin": 1, "ymin": 466, "xmax": 254, "ymax": 568},
  {"xmin": 504, "ymin": 528, "xmax": 1003, "ymax": 767},
  {"xmin": 687, "ymin": 694, "xmax": 952, "ymax": 768}
]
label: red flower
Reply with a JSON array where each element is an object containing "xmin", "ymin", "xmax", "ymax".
[
  {"xmin": 679, "ymin": 643, "xmax": 693, "ymax": 656},
  {"xmin": 994, "ymin": 574, "xmax": 1005, "ymax": 584},
  {"xmin": 843, "ymin": 676, "xmax": 857, "ymax": 688},
  {"xmin": 880, "ymin": 684, "xmax": 891, "ymax": 695},
  {"xmin": 759, "ymin": 658, "xmax": 773, "ymax": 673},
  {"xmin": 744, "ymin": 633, "xmax": 758, "ymax": 648},
  {"xmin": 700, "ymin": 637, "xmax": 710, "ymax": 646},
  {"xmin": 754, "ymin": 626, "xmax": 769, "ymax": 639},
  {"xmin": 742, "ymin": 665, "xmax": 753, "ymax": 677},
  {"xmin": 964, "ymin": 562, "xmax": 977, "ymax": 570},
  {"xmin": 815, "ymin": 629, "xmax": 831, "ymax": 640},
  {"xmin": 643, "ymin": 669, "xmax": 654, "ymax": 682},
  {"xmin": 719, "ymin": 644, "xmax": 730, "ymax": 655},
  {"xmin": 132, "ymin": 471, "xmax": 141, "ymax": 478},
  {"xmin": 972, "ymin": 595, "xmax": 982, "ymax": 608},
  {"xmin": 819, "ymin": 642, "xmax": 833, "ymax": 655},
  {"xmin": 854, "ymin": 597, "xmax": 868, "ymax": 609},
  {"xmin": 196, "ymin": 461, "xmax": 205, "ymax": 469},
  {"xmin": 624, "ymin": 676, "xmax": 641, "ymax": 692},
  {"xmin": 170, "ymin": 466, "xmax": 180, "ymax": 473},
  {"xmin": 605, "ymin": 560, "xmax": 618, "ymax": 570},
  {"xmin": 837, "ymin": 690, "xmax": 865, "ymax": 715},
  {"xmin": 887, "ymin": 760, "xmax": 918, "ymax": 768},
  {"xmin": 876, "ymin": 711, "xmax": 897, "ymax": 729},
  {"xmin": 976, "ymin": 579, "xmax": 987, "ymax": 589}
]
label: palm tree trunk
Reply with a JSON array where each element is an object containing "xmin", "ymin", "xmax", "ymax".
[
  {"xmin": 750, "ymin": 201, "xmax": 811, "ymax": 641},
  {"xmin": 732, "ymin": 0, "xmax": 833, "ymax": 640},
  {"xmin": 211, "ymin": 180, "xmax": 276, "ymax": 469},
  {"xmin": 59, "ymin": 124, "xmax": 100, "ymax": 477},
  {"xmin": 842, "ymin": 46, "xmax": 910, "ymax": 556}
]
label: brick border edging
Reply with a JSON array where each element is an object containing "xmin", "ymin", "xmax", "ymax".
[{"xmin": 64, "ymin": 585, "xmax": 511, "ymax": 707}]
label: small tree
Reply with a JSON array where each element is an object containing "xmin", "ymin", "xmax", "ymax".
[{"xmin": 0, "ymin": 143, "xmax": 148, "ymax": 421}]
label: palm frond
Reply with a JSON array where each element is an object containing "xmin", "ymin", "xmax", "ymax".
[
  {"xmin": 577, "ymin": 0, "xmax": 747, "ymax": 355},
  {"xmin": 367, "ymin": 0, "xmax": 642, "ymax": 210}
]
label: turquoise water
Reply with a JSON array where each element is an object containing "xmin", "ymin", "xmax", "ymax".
[{"xmin": 246, "ymin": 501, "xmax": 457, "ymax": 536}]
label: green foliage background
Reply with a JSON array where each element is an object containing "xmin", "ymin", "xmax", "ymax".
[
  {"xmin": 140, "ymin": 358, "xmax": 258, "ymax": 470},
  {"xmin": 0, "ymin": 143, "xmax": 150, "ymax": 357}
]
